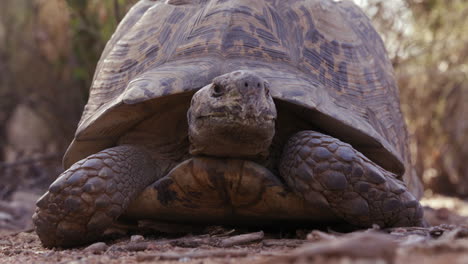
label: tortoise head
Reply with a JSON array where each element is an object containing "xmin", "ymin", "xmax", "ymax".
[{"xmin": 188, "ymin": 70, "xmax": 277, "ymax": 159}]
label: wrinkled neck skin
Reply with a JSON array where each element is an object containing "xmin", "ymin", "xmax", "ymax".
[{"xmin": 187, "ymin": 70, "xmax": 277, "ymax": 160}]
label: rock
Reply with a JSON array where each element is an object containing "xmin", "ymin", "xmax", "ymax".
[
  {"xmin": 131, "ymin": 235, "xmax": 145, "ymax": 243},
  {"xmin": 84, "ymin": 242, "xmax": 108, "ymax": 254}
]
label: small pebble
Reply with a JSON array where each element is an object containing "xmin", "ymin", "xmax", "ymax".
[
  {"xmin": 0, "ymin": 240, "xmax": 12, "ymax": 246},
  {"xmin": 84, "ymin": 242, "xmax": 108, "ymax": 254},
  {"xmin": 131, "ymin": 235, "xmax": 145, "ymax": 243}
]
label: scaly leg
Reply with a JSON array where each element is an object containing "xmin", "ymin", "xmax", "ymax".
[
  {"xmin": 33, "ymin": 145, "xmax": 160, "ymax": 247},
  {"xmin": 280, "ymin": 131, "xmax": 424, "ymax": 228}
]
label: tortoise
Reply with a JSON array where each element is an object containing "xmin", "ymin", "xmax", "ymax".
[{"xmin": 33, "ymin": 0, "xmax": 425, "ymax": 248}]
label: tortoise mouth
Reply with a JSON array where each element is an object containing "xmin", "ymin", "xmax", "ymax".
[
  {"xmin": 189, "ymin": 113, "xmax": 276, "ymax": 159},
  {"xmin": 195, "ymin": 113, "xmax": 276, "ymax": 124}
]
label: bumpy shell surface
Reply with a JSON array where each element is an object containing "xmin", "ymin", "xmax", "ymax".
[{"xmin": 65, "ymin": 0, "xmax": 421, "ymax": 196}]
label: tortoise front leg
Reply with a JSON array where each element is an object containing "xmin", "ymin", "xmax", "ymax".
[
  {"xmin": 33, "ymin": 145, "xmax": 159, "ymax": 248},
  {"xmin": 279, "ymin": 131, "xmax": 424, "ymax": 228}
]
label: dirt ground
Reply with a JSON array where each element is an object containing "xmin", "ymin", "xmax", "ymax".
[{"xmin": 1, "ymin": 192, "xmax": 468, "ymax": 264}]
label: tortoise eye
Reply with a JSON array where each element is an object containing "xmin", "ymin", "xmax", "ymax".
[{"xmin": 212, "ymin": 84, "xmax": 224, "ymax": 97}]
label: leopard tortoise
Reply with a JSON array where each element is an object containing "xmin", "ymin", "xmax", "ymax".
[{"xmin": 33, "ymin": 0, "xmax": 425, "ymax": 247}]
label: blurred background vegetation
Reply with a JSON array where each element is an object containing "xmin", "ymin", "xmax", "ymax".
[{"xmin": 0, "ymin": 0, "xmax": 467, "ymax": 199}]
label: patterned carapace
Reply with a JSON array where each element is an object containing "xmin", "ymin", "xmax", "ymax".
[{"xmin": 68, "ymin": 0, "xmax": 417, "ymax": 194}]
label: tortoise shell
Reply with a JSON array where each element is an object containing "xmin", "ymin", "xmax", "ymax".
[{"xmin": 64, "ymin": 0, "xmax": 421, "ymax": 196}]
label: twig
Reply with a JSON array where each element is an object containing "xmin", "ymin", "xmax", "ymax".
[
  {"xmin": 218, "ymin": 231, "xmax": 264, "ymax": 247},
  {"xmin": 384, "ymin": 225, "xmax": 468, "ymax": 238},
  {"xmin": 205, "ymin": 226, "xmax": 236, "ymax": 237},
  {"xmin": 262, "ymin": 239, "xmax": 305, "ymax": 247}
]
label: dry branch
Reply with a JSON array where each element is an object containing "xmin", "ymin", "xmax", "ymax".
[
  {"xmin": 262, "ymin": 239, "xmax": 304, "ymax": 247},
  {"xmin": 218, "ymin": 231, "xmax": 264, "ymax": 247}
]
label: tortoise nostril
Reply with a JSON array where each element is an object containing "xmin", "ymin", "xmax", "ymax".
[
  {"xmin": 245, "ymin": 82, "xmax": 248, "ymax": 88},
  {"xmin": 257, "ymin": 83, "xmax": 260, "ymax": 88}
]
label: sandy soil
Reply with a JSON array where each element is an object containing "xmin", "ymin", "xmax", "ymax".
[{"xmin": 1, "ymin": 192, "xmax": 468, "ymax": 264}]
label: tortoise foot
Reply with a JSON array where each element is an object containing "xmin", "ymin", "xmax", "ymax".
[
  {"xmin": 280, "ymin": 131, "xmax": 424, "ymax": 228},
  {"xmin": 33, "ymin": 145, "xmax": 158, "ymax": 248}
]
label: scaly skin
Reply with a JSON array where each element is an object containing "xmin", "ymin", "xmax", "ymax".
[
  {"xmin": 280, "ymin": 131, "xmax": 424, "ymax": 228},
  {"xmin": 33, "ymin": 145, "xmax": 159, "ymax": 248}
]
